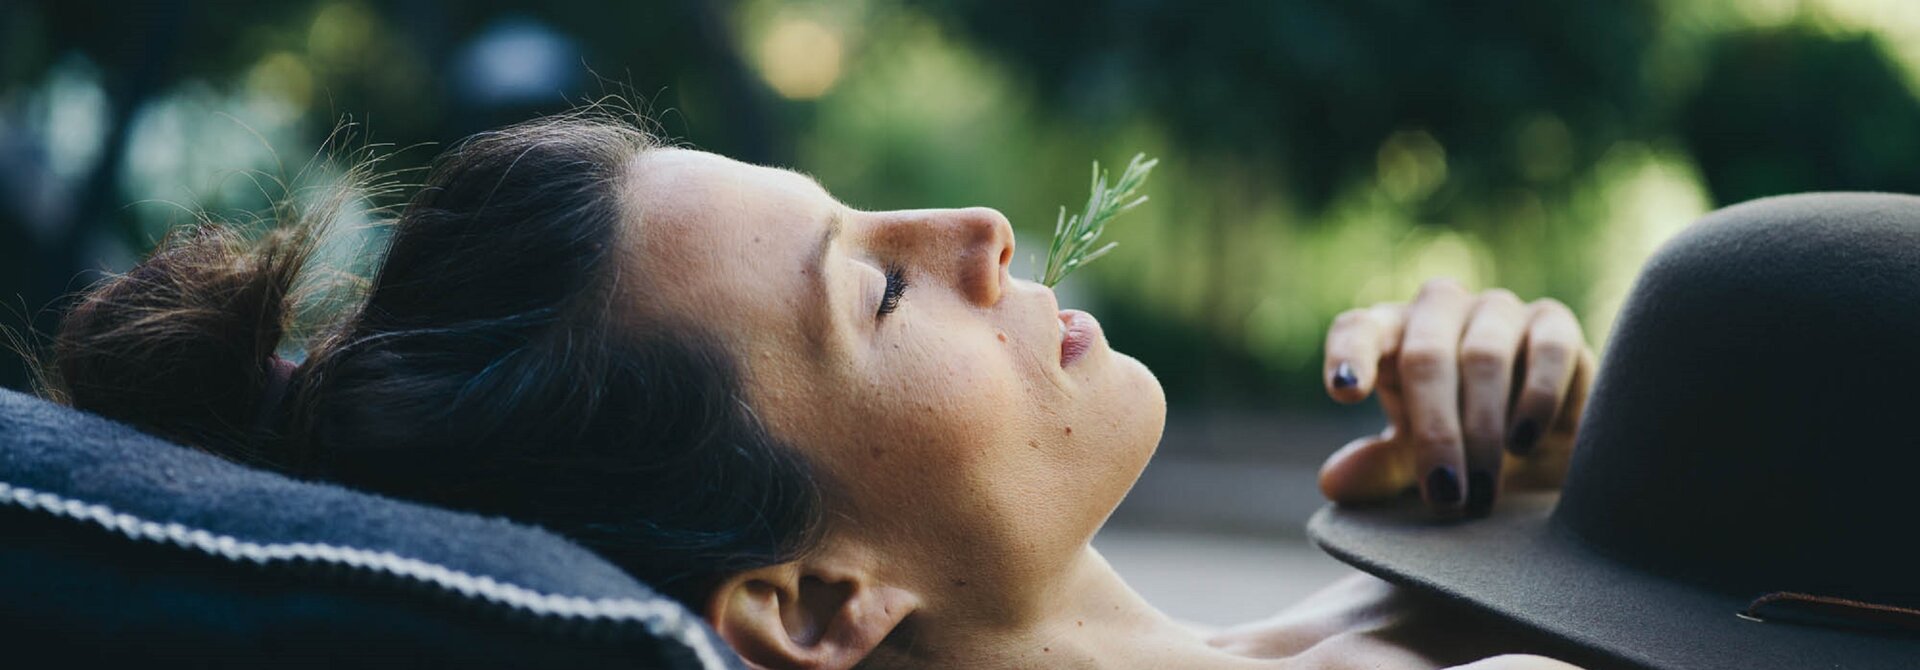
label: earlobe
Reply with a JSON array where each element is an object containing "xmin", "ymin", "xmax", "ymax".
[
  {"xmin": 710, "ymin": 568, "xmax": 804, "ymax": 669},
  {"xmin": 707, "ymin": 563, "xmax": 918, "ymax": 670}
]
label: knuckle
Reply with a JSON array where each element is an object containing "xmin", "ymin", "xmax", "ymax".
[
  {"xmin": 1418, "ymin": 277, "xmax": 1468, "ymax": 299},
  {"xmin": 1465, "ymin": 407, "xmax": 1506, "ymax": 437},
  {"xmin": 1478, "ymin": 288, "xmax": 1523, "ymax": 309},
  {"xmin": 1530, "ymin": 340, "xmax": 1574, "ymax": 368},
  {"xmin": 1459, "ymin": 344, "xmax": 1510, "ymax": 378},
  {"xmin": 1398, "ymin": 346, "xmax": 1448, "ymax": 379},
  {"xmin": 1530, "ymin": 297, "xmax": 1573, "ymax": 318},
  {"xmin": 1332, "ymin": 308, "xmax": 1372, "ymax": 331},
  {"xmin": 1413, "ymin": 419, "xmax": 1461, "ymax": 449}
]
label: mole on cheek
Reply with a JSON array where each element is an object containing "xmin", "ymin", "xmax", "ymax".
[
  {"xmin": 1064, "ymin": 426, "xmax": 1074, "ymax": 436},
  {"xmin": 996, "ymin": 331, "xmax": 1007, "ymax": 343}
]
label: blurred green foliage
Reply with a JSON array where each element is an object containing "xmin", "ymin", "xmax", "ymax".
[{"xmin": 6, "ymin": 0, "xmax": 1920, "ymax": 410}]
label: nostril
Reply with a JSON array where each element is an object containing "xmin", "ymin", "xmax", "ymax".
[{"xmin": 944, "ymin": 207, "xmax": 1016, "ymax": 306}]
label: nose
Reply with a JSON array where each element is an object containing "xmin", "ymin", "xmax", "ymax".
[
  {"xmin": 879, "ymin": 207, "xmax": 1014, "ymax": 307},
  {"xmin": 944, "ymin": 207, "xmax": 1015, "ymax": 306}
]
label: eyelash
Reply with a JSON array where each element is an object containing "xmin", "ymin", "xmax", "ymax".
[{"xmin": 877, "ymin": 264, "xmax": 909, "ymax": 318}]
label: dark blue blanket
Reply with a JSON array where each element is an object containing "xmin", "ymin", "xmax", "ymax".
[{"xmin": 0, "ymin": 387, "xmax": 741, "ymax": 668}]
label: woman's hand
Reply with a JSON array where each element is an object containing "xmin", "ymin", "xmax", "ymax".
[{"xmin": 1317, "ymin": 279, "xmax": 1596, "ymax": 515}]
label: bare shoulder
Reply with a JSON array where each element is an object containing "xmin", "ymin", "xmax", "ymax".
[
  {"xmin": 1445, "ymin": 654, "xmax": 1585, "ymax": 670},
  {"xmin": 1207, "ymin": 571, "xmax": 1414, "ymax": 657},
  {"xmin": 1208, "ymin": 572, "xmax": 1587, "ymax": 669}
]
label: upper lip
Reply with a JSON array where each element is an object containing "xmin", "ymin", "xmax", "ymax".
[
  {"xmin": 1038, "ymin": 284, "xmax": 1066, "ymax": 364},
  {"xmin": 1005, "ymin": 277, "xmax": 1067, "ymax": 366}
]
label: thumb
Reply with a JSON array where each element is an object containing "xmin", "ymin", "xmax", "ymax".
[{"xmin": 1318, "ymin": 430, "xmax": 1419, "ymax": 504}]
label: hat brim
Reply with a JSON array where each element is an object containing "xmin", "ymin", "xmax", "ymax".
[{"xmin": 1308, "ymin": 492, "xmax": 1917, "ymax": 669}]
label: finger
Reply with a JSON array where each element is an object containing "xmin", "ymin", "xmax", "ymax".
[
  {"xmin": 1505, "ymin": 343, "xmax": 1597, "ymax": 491},
  {"xmin": 1375, "ymin": 355, "xmax": 1409, "ymax": 437},
  {"xmin": 1324, "ymin": 304, "xmax": 1406, "ymax": 404},
  {"xmin": 1504, "ymin": 346, "xmax": 1596, "ymax": 492},
  {"xmin": 1457, "ymin": 289, "xmax": 1526, "ymax": 516},
  {"xmin": 1399, "ymin": 278, "xmax": 1473, "ymax": 512},
  {"xmin": 1507, "ymin": 299, "xmax": 1583, "ymax": 456},
  {"xmin": 1318, "ymin": 429, "xmax": 1418, "ymax": 504},
  {"xmin": 1553, "ymin": 346, "xmax": 1597, "ymax": 435}
]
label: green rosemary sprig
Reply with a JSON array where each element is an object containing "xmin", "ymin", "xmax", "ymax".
[{"xmin": 1041, "ymin": 153, "xmax": 1159, "ymax": 287}]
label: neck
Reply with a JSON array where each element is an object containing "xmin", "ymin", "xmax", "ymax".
[{"xmin": 872, "ymin": 545, "xmax": 1276, "ymax": 669}]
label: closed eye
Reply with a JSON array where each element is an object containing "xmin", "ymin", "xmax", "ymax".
[{"xmin": 877, "ymin": 264, "xmax": 909, "ymax": 318}]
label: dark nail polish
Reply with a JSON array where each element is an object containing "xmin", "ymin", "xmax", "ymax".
[
  {"xmin": 1425, "ymin": 466, "xmax": 1462, "ymax": 506},
  {"xmin": 1333, "ymin": 362, "xmax": 1358, "ymax": 389},
  {"xmin": 1508, "ymin": 419, "xmax": 1540, "ymax": 455},
  {"xmin": 1466, "ymin": 469, "xmax": 1495, "ymax": 517}
]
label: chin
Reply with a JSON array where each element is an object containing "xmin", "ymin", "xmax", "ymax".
[
  {"xmin": 1061, "ymin": 349, "xmax": 1167, "ymax": 538},
  {"xmin": 1108, "ymin": 350, "xmax": 1168, "ymax": 484},
  {"xmin": 1116, "ymin": 351, "xmax": 1167, "ymax": 431}
]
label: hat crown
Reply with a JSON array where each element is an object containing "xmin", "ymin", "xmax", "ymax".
[{"xmin": 1556, "ymin": 193, "xmax": 1920, "ymax": 603}]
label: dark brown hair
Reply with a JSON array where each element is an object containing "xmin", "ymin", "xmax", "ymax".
[{"xmin": 46, "ymin": 112, "xmax": 823, "ymax": 608}]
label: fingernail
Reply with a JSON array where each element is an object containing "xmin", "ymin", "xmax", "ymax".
[
  {"xmin": 1425, "ymin": 466, "xmax": 1462, "ymax": 506},
  {"xmin": 1508, "ymin": 420, "xmax": 1540, "ymax": 455},
  {"xmin": 1332, "ymin": 362, "xmax": 1357, "ymax": 389},
  {"xmin": 1466, "ymin": 469, "xmax": 1495, "ymax": 517}
]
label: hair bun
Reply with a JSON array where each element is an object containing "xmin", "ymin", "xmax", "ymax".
[{"xmin": 52, "ymin": 222, "xmax": 315, "ymax": 465}]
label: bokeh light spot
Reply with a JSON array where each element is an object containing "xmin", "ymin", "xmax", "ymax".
[
  {"xmin": 1514, "ymin": 113, "xmax": 1574, "ymax": 182},
  {"xmin": 308, "ymin": 2, "xmax": 376, "ymax": 69},
  {"xmin": 245, "ymin": 51, "xmax": 314, "ymax": 123},
  {"xmin": 756, "ymin": 16, "xmax": 845, "ymax": 100},
  {"xmin": 1376, "ymin": 129, "xmax": 1448, "ymax": 202}
]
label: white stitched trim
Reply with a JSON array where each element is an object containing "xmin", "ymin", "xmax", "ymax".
[{"xmin": 0, "ymin": 480, "xmax": 729, "ymax": 669}]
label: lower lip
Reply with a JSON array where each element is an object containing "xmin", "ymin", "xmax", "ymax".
[{"xmin": 1059, "ymin": 309, "xmax": 1102, "ymax": 367}]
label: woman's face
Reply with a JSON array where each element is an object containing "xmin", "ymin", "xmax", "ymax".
[{"xmin": 620, "ymin": 148, "xmax": 1165, "ymax": 598}]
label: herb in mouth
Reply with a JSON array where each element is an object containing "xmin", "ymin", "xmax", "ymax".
[{"xmin": 1039, "ymin": 153, "xmax": 1158, "ymax": 287}]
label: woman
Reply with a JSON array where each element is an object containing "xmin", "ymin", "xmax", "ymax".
[{"xmin": 47, "ymin": 113, "xmax": 1596, "ymax": 669}]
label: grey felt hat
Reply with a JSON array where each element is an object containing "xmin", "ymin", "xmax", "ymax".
[{"xmin": 1310, "ymin": 193, "xmax": 1920, "ymax": 669}]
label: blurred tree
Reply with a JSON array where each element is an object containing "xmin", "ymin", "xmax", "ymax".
[
  {"xmin": 911, "ymin": 0, "xmax": 1663, "ymax": 218},
  {"xmin": 1679, "ymin": 25, "xmax": 1920, "ymax": 204},
  {"xmin": 0, "ymin": 0, "xmax": 783, "ymax": 389},
  {"xmin": 7, "ymin": 0, "xmax": 1920, "ymax": 409},
  {"xmin": 909, "ymin": 0, "xmax": 1666, "ymax": 404}
]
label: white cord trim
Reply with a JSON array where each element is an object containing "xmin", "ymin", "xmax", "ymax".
[{"xmin": 0, "ymin": 480, "xmax": 730, "ymax": 669}]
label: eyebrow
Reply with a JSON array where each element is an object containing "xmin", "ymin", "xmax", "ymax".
[
  {"xmin": 802, "ymin": 210, "xmax": 845, "ymax": 353},
  {"xmin": 814, "ymin": 209, "xmax": 843, "ymax": 274}
]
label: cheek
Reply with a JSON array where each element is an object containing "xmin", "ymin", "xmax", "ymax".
[
  {"xmin": 860, "ymin": 330, "xmax": 1024, "ymax": 463},
  {"xmin": 822, "ymin": 327, "xmax": 1048, "ymax": 529}
]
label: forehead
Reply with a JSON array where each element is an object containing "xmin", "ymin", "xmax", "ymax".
[
  {"xmin": 618, "ymin": 148, "xmax": 831, "ymax": 346},
  {"xmin": 626, "ymin": 148, "xmax": 826, "ymax": 232}
]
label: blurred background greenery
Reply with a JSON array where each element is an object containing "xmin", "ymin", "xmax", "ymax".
[
  {"xmin": 11, "ymin": 0, "xmax": 1917, "ymax": 621},
  {"xmin": 6, "ymin": 0, "xmax": 1919, "ymax": 415}
]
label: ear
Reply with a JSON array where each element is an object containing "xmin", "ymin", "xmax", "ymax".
[{"xmin": 707, "ymin": 562, "xmax": 917, "ymax": 670}]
